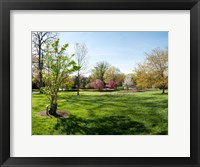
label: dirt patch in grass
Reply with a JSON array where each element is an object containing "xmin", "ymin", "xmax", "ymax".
[{"xmin": 38, "ymin": 110, "xmax": 70, "ymax": 118}]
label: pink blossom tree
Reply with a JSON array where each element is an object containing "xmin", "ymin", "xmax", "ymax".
[
  {"xmin": 107, "ymin": 80, "xmax": 118, "ymax": 89},
  {"xmin": 90, "ymin": 79, "xmax": 104, "ymax": 91}
]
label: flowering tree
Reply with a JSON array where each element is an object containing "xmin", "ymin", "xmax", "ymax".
[
  {"xmin": 91, "ymin": 79, "xmax": 104, "ymax": 91},
  {"xmin": 107, "ymin": 80, "xmax": 117, "ymax": 89},
  {"xmin": 123, "ymin": 74, "xmax": 134, "ymax": 90}
]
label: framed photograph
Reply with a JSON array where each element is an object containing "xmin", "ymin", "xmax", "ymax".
[{"xmin": 0, "ymin": 0, "xmax": 199, "ymax": 167}]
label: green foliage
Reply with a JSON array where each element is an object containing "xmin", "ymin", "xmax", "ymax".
[
  {"xmin": 32, "ymin": 90, "xmax": 168, "ymax": 135},
  {"xmin": 91, "ymin": 61, "xmax": 110, "ymax": 83},
  {"xmin": 61, "ymin": 76, "xmax": 74, "ymax": 90},
  {"xmin": 104, "ymin": 66, "xmax": 125, "ymax": 86},
  {"xmin": 135, "ymin": 48, "xmax": 168, "ymax": 92},
  {"xmin": 32, "ymin": 32, "xmax": 57, "ymax": 90},
  {"xmin": 32, "ymin": 77, "xmax": 38, "ymax": 86},
  {"xmin": 134, "ymin": 64, "xmax": 155, "ymax": 90},
  {"xmin": 41, "ymin": 38, "xmax": 80, "ymax": 113},
  {"xmin": 73, "ymin": 76, "xmax": 90, "ymax": 89}
]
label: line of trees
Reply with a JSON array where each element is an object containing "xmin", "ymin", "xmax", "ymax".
[
  {"xmin": 32, "ymin": 32, "xmax": 58, "ymax": 92},
  {"xmin": 78, "ymin": 47, "xmax": 168, "ymax": 93},
  {"xmin": 32, "ymin": 35, "xmax": 168, "ymax": 115},
  {"xmin": 32, "ymin": 33, "xmax": 168, "ymax": 97}
]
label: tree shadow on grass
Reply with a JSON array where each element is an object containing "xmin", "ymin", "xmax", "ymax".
[
  {"xmin": 56, "ymin": 93, "xmax": 168, "ymax": 135},
  {"xmin": 54, "ymin": 115, "xmax": 150, "ymax": 135}
]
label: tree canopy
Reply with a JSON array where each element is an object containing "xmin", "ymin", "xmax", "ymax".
[
  {"xmin": 104, "ymin": 66, "xmax": 125, "ymax": 86},
  {"xmin": 91, "ymin": 61, "xmax": 110, "ymax": 85},
  {"xmin": 32, "ymin": 32, "xmax": 57, "ymax": 91},
  {"xmin": 135, "ymin": 47, "xmax": 168, "ymax": 93},
  {"xmin": 42, "ymin": 39, "xmax": 80, "ymax": 115}
]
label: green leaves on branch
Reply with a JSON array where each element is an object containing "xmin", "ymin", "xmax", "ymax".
[
  {"xmin": 42, "ymin": 38, "xmax": 80, "ymax": 107},
  {"xmin": 134, "ymin": 47, "xmax": 168, "ymax": 92}
]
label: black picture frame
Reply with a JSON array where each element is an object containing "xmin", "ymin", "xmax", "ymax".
[{"xmin": 0, "ymin": 0, "xmax": 199, "ymax": 166}]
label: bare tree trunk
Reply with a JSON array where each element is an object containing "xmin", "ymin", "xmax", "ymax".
[
  {"xmin": 39, "ymin": 71, "xmax": 43, "ymax": 92},
  {"xmin": 49, "ymin": 103, "xmax": 57, "ymax": 115},
  {"xmin": 162, "ymin": 88, "xmax": 165, "ymax": 94},
  {"xmin": 77, "ymin": 72, "xmax": 80, "ymax": 96},
  {"xmin": 38, "ymin": 40, "xmax": 43, "ymax": 93},
  {"xmin": 101, "ymin": 75, "xmax": 105, "ymax": 87}
]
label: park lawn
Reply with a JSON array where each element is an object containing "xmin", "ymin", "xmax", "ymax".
[{"xmin": 32, "ymin": 90, "xmax": 168, "ymax": 135}]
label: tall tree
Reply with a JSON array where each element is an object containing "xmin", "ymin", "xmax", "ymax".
[
  {"xmin": 74, "ymin": 43, "xmax": 88, "ymax": 95},
  {"xmin": 134, "ymin": 64, "xmax": 154, "ymax": 90},
  {"xmin": 42, "ymin": 39, "xmax": 80, "ymax": 115},
  {"xmin": 104, "ymin": 66, "xmax": 125, "ymax": 86},
  {"xmin": 135, "ymin": 47, "xmax": 168, "ymax": 93},
  {"xmin": 91, "ymin": 61, "xmax": 110, "ymax": 85},
  {"xmin": 32, "ymin": 32, "xmax": 57, "ymax": 92}
]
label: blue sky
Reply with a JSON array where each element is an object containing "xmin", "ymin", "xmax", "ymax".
[{"xmin": 58, "ymin": 32, "xmax": 168, "ymax": 75}]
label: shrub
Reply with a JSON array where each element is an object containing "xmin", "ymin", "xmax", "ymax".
[
  {"xmin": 107, "ymin": 80, "xmax": 118, "ymax": 89},
  {"xmin": 90, "ymin": 79, "xmax": 104, "ymax": 91}
]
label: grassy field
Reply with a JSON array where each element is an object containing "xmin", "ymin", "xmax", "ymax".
[{"xmin": 32, "ymin": 90, "xmax": 168, "ymax": 135}]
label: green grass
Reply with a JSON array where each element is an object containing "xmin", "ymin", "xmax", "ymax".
[{"xmin": 32, "ymin": 90, "xmax": 168, "ymax": 135}]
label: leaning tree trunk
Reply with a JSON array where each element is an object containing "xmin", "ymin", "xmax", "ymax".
[{"xmin": 162, "ymin": 88, "xmax": 165, "ymax": 94}]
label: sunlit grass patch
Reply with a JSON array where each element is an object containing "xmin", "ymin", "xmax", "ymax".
[{"xmin": 32, "ymin": 90, "xmax": 168, "ymax": 135}]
